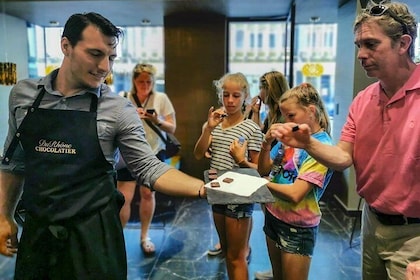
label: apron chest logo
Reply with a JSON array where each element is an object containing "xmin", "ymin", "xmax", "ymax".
[{"xmin": 35, "ymin": 139, "xmax": 77, "ymax": 155}]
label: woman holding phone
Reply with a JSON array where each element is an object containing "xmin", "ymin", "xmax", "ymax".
[{"xmin": 117, "ymin": 63, "xmax": 176, "ymax": 256}]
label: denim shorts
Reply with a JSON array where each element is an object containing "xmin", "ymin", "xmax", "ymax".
[
  {"xmin": 212, "ymin": 203, "xmax": 254, "ymax": 219},
  {"xmin": 263, "ymin": 210, "xmax": 318, "ymax": 256}
]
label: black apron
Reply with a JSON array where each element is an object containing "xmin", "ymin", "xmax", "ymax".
[{"xmin": 5, "ymin": 88, "xmax": 126, "ymax": 279}]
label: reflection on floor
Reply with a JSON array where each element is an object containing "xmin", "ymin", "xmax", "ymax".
[{"xmin": 0, "ymin": 194, "xmax": 361, "ymax": 280}]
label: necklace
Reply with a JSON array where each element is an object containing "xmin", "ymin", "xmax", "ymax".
[
  {"xmin": 222, "ymin": 113, "xmax": 244, "ymax": 129},
  {"xmin": 311, "ymin": 127, "xmax": 323, "ymax": 135}
]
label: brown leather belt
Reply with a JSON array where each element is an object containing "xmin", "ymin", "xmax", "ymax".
[{"xmin": 369, "ymin": 206, "xmax": 420, "ymax": 226}]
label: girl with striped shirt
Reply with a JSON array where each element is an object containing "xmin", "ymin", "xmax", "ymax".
[{"xmin": 194, "ymin": 72, "xmax": 263, "ymax": 280}]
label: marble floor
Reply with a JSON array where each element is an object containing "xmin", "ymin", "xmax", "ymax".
[{"xmin": 0, "ymin": 193, "xmax": 361, "ymax": 280}]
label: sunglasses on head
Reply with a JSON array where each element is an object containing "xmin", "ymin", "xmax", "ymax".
[
  {"xmin": 366, "ymin": 4, "xmax": 409, "ymax": 34},
  {"xmin": 134, "ymin": 63, "xmax": 156, "ymax": 74}
]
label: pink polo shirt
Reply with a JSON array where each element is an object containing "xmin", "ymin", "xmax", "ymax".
[{"xmin": 341, "ymin": 65, "xmax": 420, "ymax": 217}]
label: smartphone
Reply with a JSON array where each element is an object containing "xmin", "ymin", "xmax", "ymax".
[{"xmin": 146, "ymin": 109, "xmax": 156, "ymax": 114}]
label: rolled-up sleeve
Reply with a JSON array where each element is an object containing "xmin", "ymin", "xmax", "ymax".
[{"xmin": 115, "ymin": 100, "xmax": 172, "ymax": 190}]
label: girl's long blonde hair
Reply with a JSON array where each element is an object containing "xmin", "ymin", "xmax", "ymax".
[
  {"xmin": 214, "ymin": 72, "xmax": 250, "ymax": 111},
  {"xmin": 280, "ymin": 83, "xmax": 331, "ymax": 135},
  {"xmin": 260, "ymin": 71, "xmax": 290, "ymax": 127}
]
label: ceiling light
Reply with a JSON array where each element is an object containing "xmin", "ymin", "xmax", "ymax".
[
  {"xmin": 310, "ymin": 16, "xmax": 320, "ymax": 23},
  {"xmin": 141, "ymin": 19, "xmax": 151, "ymax": 25}
]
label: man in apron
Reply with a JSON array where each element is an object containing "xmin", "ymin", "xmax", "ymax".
[{"xmin": 0, "ymin": 12, "xmax": 206, "ymax": 279}]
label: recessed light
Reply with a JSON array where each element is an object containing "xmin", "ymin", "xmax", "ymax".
[
  {"xmin": 141, "ymin": 19, "xmax": 151, "ymax": 25},
  {"xmin": 310, "ymin": 16, "xmax": 320, "ymax": 23},
  {"xmin": 49, "ymin": 20, "xmax": 59, "ymax": 26}
]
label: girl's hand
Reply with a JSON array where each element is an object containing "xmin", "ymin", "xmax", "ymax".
[
  {"xmin": 207, "ymin": 106, "xmax": 227, "ymax": 129},
  {"xmin": 229, "ymin": 138, "xmax": 247, "ymax": 164},
  {"xmin": 250, "ymin": 96, "xmax": 261, "ymax": 114},
  {"xmin": 263, "ymin": 123, "xmax": 279, "ymax": 146}
]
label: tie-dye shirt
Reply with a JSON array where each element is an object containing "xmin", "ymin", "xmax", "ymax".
[{"xmin": 266, "ymin": 131, "xmax": 333, "ymax": 227}]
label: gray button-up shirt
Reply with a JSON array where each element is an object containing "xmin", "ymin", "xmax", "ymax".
[{"xmin": 1, "ymin": 69, "xmax": 171, "ymax": 189}]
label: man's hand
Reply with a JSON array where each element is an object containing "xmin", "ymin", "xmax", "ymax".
[
  {"xmin": 270, "ymin": 123, "xmax": 312, "ymax": 149},
  {"xmin": 0, "ymin": 216, "xmax": 18, "ymax": 257},
  {"xmin": 406, "ymin": 260, "xmax": 420, "ymax": 280}
]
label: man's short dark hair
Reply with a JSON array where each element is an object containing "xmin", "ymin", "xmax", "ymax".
[{"xmin": 62, "ymin": 12, "xmax": 123, "ymax": 47}]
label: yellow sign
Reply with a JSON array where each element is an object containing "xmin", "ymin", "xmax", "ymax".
[
  {"xmin": 104, "ymin": 72, "xmax": 113, "ymax": 85},
  {"xmin": 45, "ymin": 65, "xmax": 58, "ymax": 75},
  {"xmin": 302, "ymin": 63, "xmax": 324, "ymax": 77}
]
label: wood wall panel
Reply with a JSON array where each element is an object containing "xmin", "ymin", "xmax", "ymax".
[{"xmin": 164, "ymin": 12, "xmax": 226, "ymax": 178}]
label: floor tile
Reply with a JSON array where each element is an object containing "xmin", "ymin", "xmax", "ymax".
[{"xmin": 0, "ymin": 197, "xmax": 361, "ymax": 280}]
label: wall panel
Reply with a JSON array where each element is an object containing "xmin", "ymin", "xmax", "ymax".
[{"xmin": 164, "ymin": 12, "xmax": 226, "ymax": 178}]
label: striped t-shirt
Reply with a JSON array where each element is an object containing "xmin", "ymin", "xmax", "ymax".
[{"xmin": 210, "ymin": 119, "xmax": 263, "ymax": 170}]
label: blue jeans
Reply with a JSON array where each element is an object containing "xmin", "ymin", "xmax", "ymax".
[
  {"xmin": 212, "ymin": 203, "xmax": 254, "ymax": 219},
  {"xmin": 263, "ymin": 210, "xmax": 318, "ymax": 256}
]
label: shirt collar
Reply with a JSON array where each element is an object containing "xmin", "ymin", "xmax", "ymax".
[
  {"xmin": 37, "ymin": 68, "xmax": 101, "ymax": 98},
  {"xmin": 404, "ymin": 64, "xmax": 420, "ymax": 92}
]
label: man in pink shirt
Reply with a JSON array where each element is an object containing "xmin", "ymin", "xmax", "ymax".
[{"xmin": 270, "ymin": 2, "xmax": 420, "ymax": 280}]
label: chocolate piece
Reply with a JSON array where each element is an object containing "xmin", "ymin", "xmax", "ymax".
[
  {"xmin": 222, "ymin": 177, "xmax": 234, "ymax": 183},
  {"xmin": 208, "ymin": 169, "xmax": 217, "ymax": 175},
  {"xmin": 208, "ymin": 169, "xmax": 218, "ymax": 180},
  {"xmin": 210, "ymin": 181, "xmax": 220, "ymax": 188}
]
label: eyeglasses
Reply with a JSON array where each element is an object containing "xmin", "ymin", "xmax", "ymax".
[{"xmin": 366, "ymin": 4, "xmax": 409, "ymax": 34}]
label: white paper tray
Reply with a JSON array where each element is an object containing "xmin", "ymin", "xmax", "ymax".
[{"xmin": 205, "ymin": 171, "xmax": 269, "ymax": 197}]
